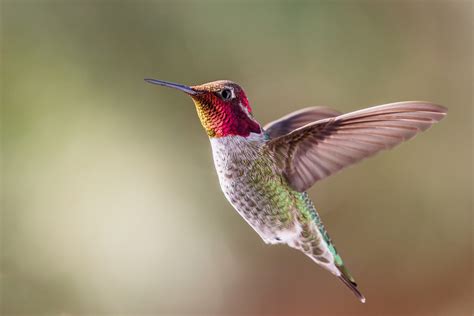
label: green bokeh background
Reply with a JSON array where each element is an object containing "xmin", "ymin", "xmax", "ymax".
[{"xmin": 1, "ymin": 1, "xmax": 472, "ymax": 315}]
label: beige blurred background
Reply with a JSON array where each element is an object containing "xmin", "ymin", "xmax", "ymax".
[{"xmin": 1, "ymin": 1, "xmax": 472, "ymax": 315}]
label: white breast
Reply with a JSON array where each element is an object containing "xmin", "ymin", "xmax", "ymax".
[
  {"xmin": 208, "ymin": 133, "xmax": 298, "ymax": 244},
  {"xmin": 209, "ymin": 133, "xmax": 264, "ymax": 194}
]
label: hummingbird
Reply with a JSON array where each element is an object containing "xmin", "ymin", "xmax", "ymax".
[{"xmin": 145, "ymin": 78, "xmax": 447, "ymax": 303}]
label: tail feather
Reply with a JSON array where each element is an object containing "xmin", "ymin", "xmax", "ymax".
[{"xmin": 338, "ymin": 273, "xmax": 366, "ymax": 303}]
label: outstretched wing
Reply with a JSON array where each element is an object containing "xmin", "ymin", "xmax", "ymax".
[
  {"xmin": 264, "ymin": 106, "xmax": 341, "ymax": 139},
  {"xmin": 265, "ymin": 102, "xmax": 447, "ymax": 192}
]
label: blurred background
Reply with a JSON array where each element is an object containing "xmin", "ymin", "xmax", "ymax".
[{"xmin": 1, "ymin": 1, "xmax": 472, "ymax": 315}]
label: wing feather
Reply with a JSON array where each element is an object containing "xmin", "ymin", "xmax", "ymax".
[
  {"xmin": 264, "ymin": 106, "xmax": 342, "ymax": 139},
  {"xmin": 265, "ymin": 101, "xmax": 447, "ymax": 192}
]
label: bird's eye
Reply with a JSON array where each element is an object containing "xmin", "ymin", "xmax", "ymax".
[{"xmin": 220, "ymin": 88, "xmax": 233, "ymax": 101}]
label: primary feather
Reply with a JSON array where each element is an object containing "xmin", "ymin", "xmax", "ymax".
[{"xmin": 265, "ymin": 102, "xmax": 447, "ymax": 192}]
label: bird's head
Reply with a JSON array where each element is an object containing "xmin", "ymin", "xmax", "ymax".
[{"xmin": 146, "ymin": 79, "xmax": 262, "ymax": 138}]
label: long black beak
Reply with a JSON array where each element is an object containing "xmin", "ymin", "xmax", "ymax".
[{"xmin": 144, "ymin": 78, "xmax": 198, "ymax": 95}]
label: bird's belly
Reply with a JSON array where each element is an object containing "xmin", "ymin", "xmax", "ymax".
[
  {"xmin": 209, "ymin": 135, "xmax": 302, "ymax": 244},
  {"xmin": 216, "ymin": 163, "xmax": 299, "ymax": 244}
]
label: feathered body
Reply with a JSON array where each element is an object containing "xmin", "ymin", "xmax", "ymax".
[
  {"xmin": 145, "ymin": 78, "xmax": 447, "ymax": 303},
  {"xmin": 210, "ymin": 132, "xmax": 361, "ymax": 299}
]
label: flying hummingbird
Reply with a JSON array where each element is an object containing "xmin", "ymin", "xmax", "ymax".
[{"xmin": 145, "ymin": 78, "xmax": 447, "ymax": 303}]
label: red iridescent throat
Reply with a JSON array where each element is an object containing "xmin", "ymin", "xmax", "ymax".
[{"xmin": 194, "ymin": 90, "xmax": 261, "ymax": 138}]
